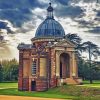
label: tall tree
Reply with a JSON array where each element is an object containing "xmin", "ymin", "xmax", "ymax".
[
  {"xmin": 81, "ymin": 41, "xmax": 100, "ymax": 83},
  {"xmin": 2, "ymin": 58, "xmax": 18, "ymax": 81},
  {"xmin": 65, "ymin": 34, "xmax": 100, "ymax": 83},
  {"xmin": 0, "ymin": 63, "xmax": 3, "ymax": 82},
  {"xmin": 64, "ymin": 33, "xmax": 85, "ymax": 57},
  {"xmin": 64, "ymin": 33, "xmax": 82, "ymax": 46}
]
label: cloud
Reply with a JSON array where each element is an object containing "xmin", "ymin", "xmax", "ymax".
[
  {"xmin": 55, "ymin": 0, "xmax": 70, "ymax": 5},
  {"xmin": 0, "ymin": 0, "xmax": 85, "ymax": 27},
  {"xmin": 0, "ymin": 0, "xmax": 41, "ymax": 9},
  {"xmin": 82, "ymin": 0, "xmax": 98, "ymax": 3},
  {"xmin": 0, "ymin": 0, "xmax": 100, "ymax": 60},
  {"xmin": 0, "ymin": 20, "xmax": 14, "ymax": 33},
  {"xmin": 71, "ymin": 0, "xmax": 98, "ymax": 3},
  {"xmin": 0, "ymin": 43, "xmax": 18, "ymax": 60},
  {"xmin": 0, "ymin": 0, "xmax": 99, "ymax": 28},
  {"xmin": 88, "ymin": 26, "xmax": 100, "ymax": 33},
  {"xmin": 0, "ymin": 0, "xmax": 45, "ymax": 27},
  {"xmin": 96, "ymin": 10, "xmax": 100, "ymax": 16},
  {"xmin": 55, "ymin": 5, "xmax": 84, "ymax": 18}
]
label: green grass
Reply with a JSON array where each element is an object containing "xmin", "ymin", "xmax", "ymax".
[
  {"xmin": 0, "ymin": 81, "xmax": 100, "ymax": 100},
  {"xmin": 0, "ymin": 88, "xmax": 71, "ymax": 99},
  {"xmin": 0, "ymin": 82, "xmax": 18, "ymax": 89},
  {"xmin": 82, "ymin": 80, "xmax": 100, "ymax": 88},
  {"xmin": 83, "ymin": 80, "xmax": 100, "ymax": 84}
]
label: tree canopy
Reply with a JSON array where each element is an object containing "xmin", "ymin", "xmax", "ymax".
[{"xmin": 65, "ymin": 33, "xmax": 100, "ymax": 83}]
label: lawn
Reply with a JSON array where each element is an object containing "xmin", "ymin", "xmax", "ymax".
[
  {"xmin": 0, "ymin": 81, "xmax": 100, "ymax": 100},
  {"xmin": 0, "ymin": 82, "xmax": 18, "ymax": 89},
  {"xmin": 82, "ymin": 80, "xmax": 100, "ymax": 87}
]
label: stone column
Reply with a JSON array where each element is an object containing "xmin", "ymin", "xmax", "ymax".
[
  {"xmin": 56, "ymin": 51, "xmax": 60, "ymax": 77},
  {"xmin": 72, "ymin": 52, "xmax": 76, "ymax": 77},
  {"xmin": 29, "ymin": 56, "xmax": 32, "ymax": 91}
]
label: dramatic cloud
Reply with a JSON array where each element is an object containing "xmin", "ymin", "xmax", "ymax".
[
  {"xmin": 55, "ymin": 5, "xmax": 84, "ymax": 18},
  {"xmin": 0, "ymin": 21, "xmax": 14, "ymax": 33},
  {"xmin": 0, "ymin": 0, "xmax": 45, "ymax": 27},
  {"xmin": 55, "ymin": 0, "xmax": 70, "ymax": 5},
  {"xmin": 88, "ymin": 26, "xmax": 100, "ymax": 33},
  {"xmin": 0, "ymin": 0, "xmax": 100, "ymax": 60}
]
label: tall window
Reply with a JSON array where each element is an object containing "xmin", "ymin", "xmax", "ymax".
[{"xmin": 32, "ymin": 60, "xmax": 37, "ymax": 75}]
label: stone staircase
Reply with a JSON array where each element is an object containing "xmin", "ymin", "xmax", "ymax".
[{"xmin": 66, "ymin": 77, "xmax": 82, "ymax": 85}]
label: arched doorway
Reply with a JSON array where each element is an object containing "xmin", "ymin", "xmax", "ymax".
[{"xmin": 60, "ymin": 53, "xmax": 70, "ymax": 78}]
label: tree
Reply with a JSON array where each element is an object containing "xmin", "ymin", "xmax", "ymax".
[
  {"xmin": 80, "ymin": 41, "xmax": 100, "ymax": 83},
  {"xmin": 64, "ymin": 33, "xmax": 82, "ymax": 46},
  {"xmin": 64, "ymin": 33, "xmax": 86, "ymax": 56},
  {"xmin": 2, "ymin": 59, "xmax": 18, "ymax": 81},
  {"xmin": 65, "ymin": 33, "xmax": 100, "ymax": 83},
  {"xmin": 0, "ymin": 63, "xmax": 3, "ymax": 82}
]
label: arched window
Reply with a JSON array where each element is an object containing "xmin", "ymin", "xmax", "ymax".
[{"xmin": 32, "ymin": 60, "xmax": 37, "ymax": 75}]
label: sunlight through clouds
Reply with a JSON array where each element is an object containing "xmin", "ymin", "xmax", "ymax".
[{"xmin": 0, "ymin": 0, "xmax": 100, "ymax": 60}]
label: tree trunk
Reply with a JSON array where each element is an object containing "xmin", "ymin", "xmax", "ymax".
[{"xmin": 90, "ymin": 79, "xmax": 93, "ymax": 84}]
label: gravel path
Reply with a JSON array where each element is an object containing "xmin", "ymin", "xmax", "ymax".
[{"xmin": 0, "ymin": 95, "xmax": 65, "ymax": 100}]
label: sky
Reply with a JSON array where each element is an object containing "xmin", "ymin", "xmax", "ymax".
[{"xmin": 0, "ymin": 0, "xmax": 100, "ymax": 60}]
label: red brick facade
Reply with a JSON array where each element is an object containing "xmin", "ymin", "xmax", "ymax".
[{"xmin": 18, "ymin": 38, "xmax": 82, "ymax": 91}]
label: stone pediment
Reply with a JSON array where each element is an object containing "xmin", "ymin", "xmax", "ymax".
[{"xmin": 54, "ymin": 39, "xmax": 75, "ymax": 47}]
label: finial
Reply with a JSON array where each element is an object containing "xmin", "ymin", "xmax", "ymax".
[
  {"xmin": 49, "ymin": 0, "xmax": 52, "ymax": 5},
  {"xmin": 49, "ymin": 2, "xmax": 51, "ymax": 6},
  {"xmin": 47, "ymin": 0, "xmax": 54, "ymax": 19}
]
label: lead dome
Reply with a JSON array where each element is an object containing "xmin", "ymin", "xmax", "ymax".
[{"xmin": 35, "ymin": 3, "xmax": 65, "ymax": 38}]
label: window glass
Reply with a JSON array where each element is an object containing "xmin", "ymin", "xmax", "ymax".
[{"xmin": 32, "ymin": 60, "xmax": 37, "ymax": 75}]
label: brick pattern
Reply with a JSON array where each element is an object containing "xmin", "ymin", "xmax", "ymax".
[
  {"xmin": 18, "ymin": 51, "xmax": 23, "ymax": 90},
  {"xmin": 22, "ymin": 78, "xmax": 29, "ymax": 91},
  {"xmin": 36, "ymin": 79, "xmax": 48, "ymax": 91},
  {"xmin": 18, "ymin": 78, "xmax": 23, "ymax": 90},
  {"xmin": 18, "ymin": 39, "xmax": 81, "ymax": 91},
  {"xmin": 50, "ymin": 78, "xmax": 57, "ymax": 88}
]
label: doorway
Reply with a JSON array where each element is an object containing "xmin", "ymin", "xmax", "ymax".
[
  {"xmin": 60, "ymin": 53, "xmax": 70, "ymax": 78},
  {"xmin": 60, "ymin": 62, "xmax": 62, "ymax": 78},
  {"xmin": 31, "ymin": 81, "xmax": 36, "ymax": 91}
]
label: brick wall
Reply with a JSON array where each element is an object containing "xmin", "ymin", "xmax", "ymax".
[{"xmin": 36, "ymin": 78, "xmax": 48, "ymax": 91}]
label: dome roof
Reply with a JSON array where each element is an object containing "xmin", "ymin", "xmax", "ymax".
[
  {"xmin": 35, "ymin": 3, "xmax": 65, "ymax": 38},
  {"xmin": 35, "ymin": 18, "xmax": 65, "ymax": 38}
]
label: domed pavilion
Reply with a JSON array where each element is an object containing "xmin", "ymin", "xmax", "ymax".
[{"xmin": 18, "ymin": 3, "xmax": 81, "ymax": 91}]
